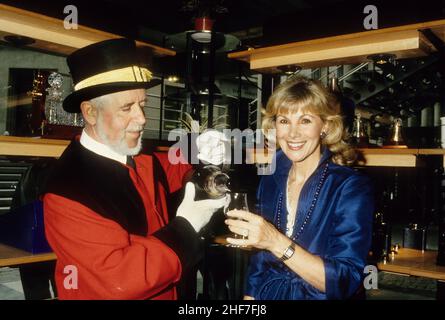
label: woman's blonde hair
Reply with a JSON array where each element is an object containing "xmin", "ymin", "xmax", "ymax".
[{"xmin": 262, "ymin": 76, "xmax": 357, "ymax": 166}]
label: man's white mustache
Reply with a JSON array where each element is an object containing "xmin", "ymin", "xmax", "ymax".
[{"xmin": 126, "ymin": 125, "xmax": 144, "ymax": 132}]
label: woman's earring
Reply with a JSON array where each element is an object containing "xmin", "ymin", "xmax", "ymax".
[{"xmin": 320, "ymin": 131, "xmax": 327, "ymax": 140}]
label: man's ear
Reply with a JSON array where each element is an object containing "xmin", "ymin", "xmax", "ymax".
[{"xmin": 80, "ymin": 101, "xmax": 98, "ymax": 125}]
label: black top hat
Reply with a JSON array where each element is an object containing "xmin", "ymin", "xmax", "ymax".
[{"xmin": 63, "ymin": 38, "xmax": 161, "ymax": 113}]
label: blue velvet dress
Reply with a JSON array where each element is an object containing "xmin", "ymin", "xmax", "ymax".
[{"xmin": 245, "ymin": 148, "xmax": 374, "ymax": 300}]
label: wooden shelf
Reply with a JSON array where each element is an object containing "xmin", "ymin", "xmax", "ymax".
[
  {"xmin": 0, "ymin": 136, "xmax": 173, "ymax": 158},
  {"xmin": 377, "ymin": 248, "xmax": 445, "ymax": 281},
  {"xmin": 0, "ymin": 4, "xmax": 175, "ymax": 57},
  {"xmin": 0, "ymin": 243, "xmax": 56, "ymax": 267},
  {"xmin": 0, "ymin": 137, "xmax": 444, "ymax": 166},
  {"xmin": 247, "ymin": 147, "xmax": 445, "ymax": 167},
  {"xmin": 0, "ymin": 136, "xmax": 69, "ymax": 158},
  {"xmin": 359, "ymin": 148, "xmax": 445, "ymax": 167},
  {"xmin": 228, "ymin": 20, "xmax": 445, "ymax": 72}
]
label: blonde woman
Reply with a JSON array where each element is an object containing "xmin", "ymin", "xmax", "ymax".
[{"xmin": 225, "ymin": 76, "xmax": 374, "ymax": 300}]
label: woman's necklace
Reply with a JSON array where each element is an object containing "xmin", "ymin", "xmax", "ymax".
[
  {"xmin": 277, "ymin": 162, "xmax": 329, "ymax": 240},
  {"xmin": 286, "ymin": 172, "xmax": 300, "ymax": 237}
]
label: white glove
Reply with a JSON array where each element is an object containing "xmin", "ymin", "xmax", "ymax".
[
  {"xmin": 177, "ymin": 182, "xmax": 230, "ymax": 232},
  {"xmin": 196, "ymin": 130, "xmax": 228, "ymax": 165}
]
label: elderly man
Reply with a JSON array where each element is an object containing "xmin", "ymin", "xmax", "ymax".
[{"xmin": 43, "ymin": 38, "xmax": 228, "ymax": 299}]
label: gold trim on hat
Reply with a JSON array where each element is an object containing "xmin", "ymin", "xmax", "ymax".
[{"xmin": 74, "ymin": 66, "xmax": 153, "ymax": 91}]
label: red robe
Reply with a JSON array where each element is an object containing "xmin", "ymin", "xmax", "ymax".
[{"xmin": 43, "ymin": 141, "xmax": 195, "ymax": 300}]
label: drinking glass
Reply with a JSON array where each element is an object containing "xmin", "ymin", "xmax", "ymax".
[{"xmin": 225, "ymin": 192, "xmax": 249, "ymax": 240}]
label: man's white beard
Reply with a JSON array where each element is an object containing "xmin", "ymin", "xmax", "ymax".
[{"xmin": 96, "ymin": 115, "xmax": 143, "ymax": 156}]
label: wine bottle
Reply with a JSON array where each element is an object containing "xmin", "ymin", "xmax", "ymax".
[
  {"xmin": 371, "ymin": 211, "xmax": 391, "ymax": 262},
  {"xmin": 437, "ymin": 219, "xmax": 445, "ymax": 266},
  {"xmin": 437, "ymin": 167, "xmax": 445, "ymax": 266}
]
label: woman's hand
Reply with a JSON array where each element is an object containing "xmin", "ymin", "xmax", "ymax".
[
  {"xmin": 227, "ymin": 210, "xmax": 326, "ymax": 292},
  {"xmin": 243, "ymin": 295, "xmax": 255, "ymax": 300},
  {"xmin": 225, "ymin": 209, "xmax": 291, "ymax": 257}
]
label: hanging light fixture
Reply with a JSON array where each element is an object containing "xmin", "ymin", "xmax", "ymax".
[
  {"xmin": 165, "ymin": 0, "xmax": 238, "ymax": 128},
  {"xmin": 191, "ymin": 16, "xmax": 214, "ymax": 43}
]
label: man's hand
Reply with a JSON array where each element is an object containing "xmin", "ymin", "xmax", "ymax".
[
  {"xmin": 177, "ymin": 182, "xmax": 229, "ymax": 232},
  {"xmin": 196, "ymin": 130, "xmax": 228, "ymax": 165}
]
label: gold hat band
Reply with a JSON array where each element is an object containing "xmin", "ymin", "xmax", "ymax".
[{"xmin": 74, "ymin": 66, "xmax": 153, "ymax": 91}]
